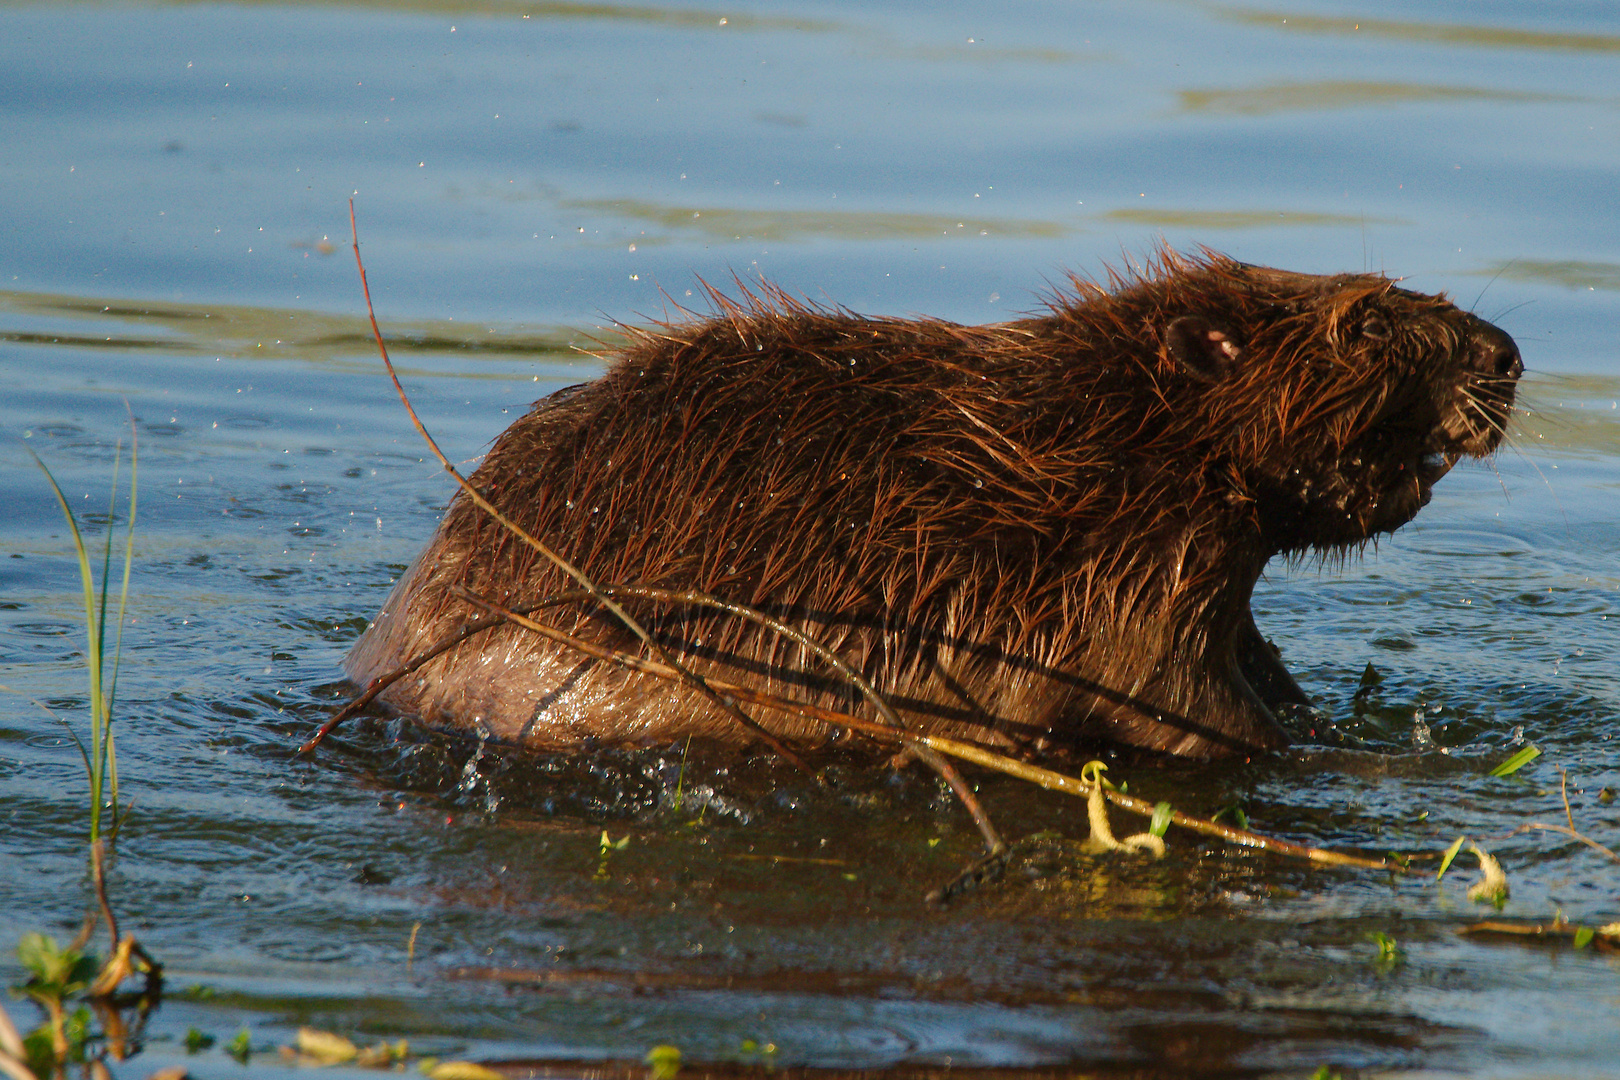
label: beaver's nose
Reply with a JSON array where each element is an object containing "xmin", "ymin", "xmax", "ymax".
[{"xmin": 1466, "ymin": 316, "xmax": 1522, "ymax": 381}]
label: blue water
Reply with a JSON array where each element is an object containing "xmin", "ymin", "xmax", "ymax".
[{"xmin": 2, "ymin": 2, "xmax": 1617, "ymax": 1077}]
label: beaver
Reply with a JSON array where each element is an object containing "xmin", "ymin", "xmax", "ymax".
[{"xmin": 346, "ymin": 249, "xmax": 1521, "ymax": 759}]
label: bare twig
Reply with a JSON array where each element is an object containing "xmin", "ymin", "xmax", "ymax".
[
  {"xmin": 922, "ymin": 736, "xmax": 1392, "ymax": 871},
  {"xmin": 1509, "ymin": 822, "xmax": 1620, "ymax": 864},
  {"xmin": 1488, "ymin": 766, "xmax": 1620, "ymax": 864},
  {"xmin": 299, "ymin": 613, "xmax": 510, "ymax": 752},
  {"xmin": 594, "ymin": 587, "xmax": 908, "ymax": 727},
  {"xmin": 1460, "ymin": 919, "xmax": 1619, "ymax": 952},
  {"xmin": 1561, "ymin": 767, "xmax": 1575, "ymax": 832}
]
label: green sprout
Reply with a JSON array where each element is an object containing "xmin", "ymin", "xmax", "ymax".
[{"xmin": 23, "ymin": 427, "xmax": 138, "ymax": 847}]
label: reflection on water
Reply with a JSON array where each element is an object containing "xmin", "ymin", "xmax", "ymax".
[
  {"xmin": 1178, "ymin": 80, "xmax": 1578, "ymax": 116},
  {"xmin": 1478, "ymin": 258, "xmax": 1620, "ymax": 292},
  {"xmin": 559, "ymin": 197, "xmax": 1070, "ymax": 244},
  {"xmin": 1214, "ymin": 6, "xmax": 1620, "ymax": 54},
  {"xmin": 152, "ymin": 0, "xmax": 848, "ymax": 33},
  {"xmin": 0, "ymin": 289, "xmax": 583, "ymax": 371},
  {"xmin": 1102, "ymin": 207, "xmax": 1404, "ymax": 229}
]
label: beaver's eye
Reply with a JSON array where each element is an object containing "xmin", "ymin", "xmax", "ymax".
[{"xmin": 1360, "ymin": 313, "xmax": 1391, "ymax": 341}]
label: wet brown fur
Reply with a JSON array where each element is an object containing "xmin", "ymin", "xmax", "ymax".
[{"xmin": 347, "ymin": 250, "xmax": 1520, "ymax": 758}]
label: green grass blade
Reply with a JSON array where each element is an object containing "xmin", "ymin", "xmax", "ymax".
[
  {"xmin": 1149, "ymin": 801, "xmax": 1174, "ymax": 838},
  {"xmin": 105, "ymin": 420, "xmax": 138, "ymax": 815},
  {"xmin": 94, "ymin": 442, "xmax": 121, "ymax": 815},
  {"xmin": 1488, "ymin": 745, "xmax": 1541, "ymax": 778},
  {"xmin": 52, "ymin": 716, "xmax": 95, "ymax": 780},
  {"xmin": 26, "ymin": 445, "xmax": 107, "ymax": 843},
  {"xmin": 97, "ymin": 442, "xmax": 120, "ymax": 705},
  {"xmin": 1436, "ymin": 836, "xmax": 1467, "ymax": 880}
]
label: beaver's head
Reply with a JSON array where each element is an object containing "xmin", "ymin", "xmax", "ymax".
[{"xmin": 1158, "ymin": 258, "xmax": 1522, "ymax": 555}]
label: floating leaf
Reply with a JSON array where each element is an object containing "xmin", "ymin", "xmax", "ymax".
[
  {"xmin": 646, "ymin": 1044, "xmax": 683, "ymax": 1080},
  {"xmin": 295, "ymin": 1027, "xmax": 357, "ymax": 1065},
  {"xmin": 425, "ymin": 1062, "xmax": 505, "ymax": 1080},
  {"xmin": 1436, "ymin": 836, "xmax": 1467, "ymax": 880},
  {"xmin": 1211, "ymin": 805, "xmax": 1248, "ymax": 830},
  {"xmin": 1149, "ymin": 801, "xmax": 1174, "ymax": 838},
  {"xmin": 356, "ymin": 1038, "xmax": 409, "ymax": 1066},
  {"xmin": 1488, "ymin": 745, "xmax": 1541, "ymax": 777}
]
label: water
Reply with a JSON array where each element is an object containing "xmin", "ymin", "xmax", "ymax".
[{"xmin": 1, "ymin": 1, "xmax": 1617, "ymax": 1076}]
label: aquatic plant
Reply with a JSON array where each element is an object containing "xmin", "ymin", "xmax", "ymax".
[
  {"xmin": 5, "ymin": 427, "xmax": 162, "ymax": 1077},
  {"xmin": 24, "ymin": 431, "xmax": 136, "ymax": 848}
]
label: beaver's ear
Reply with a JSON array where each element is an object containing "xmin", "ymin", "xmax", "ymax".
[{"xmin": 1166, "ymin": 315, "xmax": 1241, "ymax": 381}]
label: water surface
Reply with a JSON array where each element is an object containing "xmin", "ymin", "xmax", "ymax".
[{"xmin": 1, "ymin": 2, "xmax": 1617, "ymax": 1077}]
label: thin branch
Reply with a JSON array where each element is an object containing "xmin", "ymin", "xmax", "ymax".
[
  {"xmin": 1460, "ymin": 918, "xmax": 1618, "ymax": 952},
  {"xmin": 1509, "ymin": 822, "xmax": 1620, "ymax": 864},
  {"xmin": 300, "ymin": 613, "xmax": 516, "ymax": 752},
  {"xmin": 920, "ymin": 737, "xmax": 1392, "ymax": 870},
  {"xmin": 1560, "ymin": 767, "xmax": 1575, "ymax": 832},
  {"xmin": 596, "ymin": 587, "xmax": 907, "ymax": 727}
]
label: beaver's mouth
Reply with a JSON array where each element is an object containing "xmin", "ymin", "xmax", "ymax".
[
  {"xmin": 1378, "ymin": 420, "xmax": 1478, "ymax": 514},
  {"xmin": 1367, "ymin": 370, "xmax": 1510, "ymax": 522},
  {"xmin": 1413, "ymin": 447, "xmax": 1462, "ymax": 501},
  {"xmin": 1329, "ymin": 426, "xmax": 1469, "ymax": 539},
  {"xmin": 1266, "ymin": 315, "xmax": 1520, "ymax": 556},
  {"xmin": 1409, "ymin": 378, "xmax": 1513, "ymax": 498}
]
